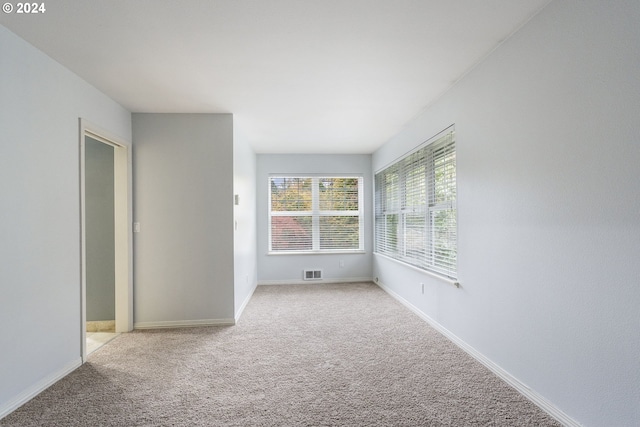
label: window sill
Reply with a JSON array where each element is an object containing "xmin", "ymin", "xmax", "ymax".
[
  {"xmin": 268, "ymin": 250, "xmax": 366, "ymax": 256},
  {"xmin": 373, "ymin": 252, "xmax": 459, "ymax": 288}
]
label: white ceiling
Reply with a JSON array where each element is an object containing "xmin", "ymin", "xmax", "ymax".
[{"xmin": 1, "ymin": 0, "xmax": 550, "ymax": 153}]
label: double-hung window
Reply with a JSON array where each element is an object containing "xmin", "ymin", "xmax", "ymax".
[
  {"xmin": 374, "ymin": 127, "xmax": 457, "ymax": 279},
  {"xmin": 269, "ymin": 176, "xmax": 364, "ymax": 253}
]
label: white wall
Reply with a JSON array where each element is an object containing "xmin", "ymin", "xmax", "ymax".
[
  {"xmin": 257, "ymin": 154, "xmax": 373, "ymax": 283},
  {"xmin": 372, "ymin": 1, "xmax": 640, "ymax": 426},
  {"xmin": 233, "ymin": 124, "xmax": 258, "ymax": 319},
  {"xmin": 132, "ymin": 113, "xmax": 235, "ymax": 327},
  {"xmin": 0, "ymin": 25, "xmax": 131, "ymax": 416}
]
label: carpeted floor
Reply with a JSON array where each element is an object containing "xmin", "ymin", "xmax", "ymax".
[{"xmin": 1, "ymin": 283, "xmax": 561, "ymax": 426}]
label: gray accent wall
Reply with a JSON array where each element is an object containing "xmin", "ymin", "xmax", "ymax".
[
  {"xmin": 372, "ymin": 1, "xmax": 640, "ymax": 425},
  {"xmin": 85, "ymin": 137, "xmax": 116, "ymax": 322},
  {"xmin": 132, "ymin": 113, "xmax": 235, "ymax": 325},
  {"xmin": 257, "ymin": 154, "xmax": 373, "ymax": 283},
  {"xmin": 0, "ymin": 25, "xmax": 131, "ymax": 416}
]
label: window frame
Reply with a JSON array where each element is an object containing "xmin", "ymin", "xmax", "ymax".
[
  {"xmin": 374, "ymin": 127, "xmax": 457, "ymax": 280},
  {"xmin": 268, "ymin": 175, "xmax": 365, "ymax": 254}
]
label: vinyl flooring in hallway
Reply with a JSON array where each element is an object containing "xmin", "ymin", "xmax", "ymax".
[{"xmin": 87, "ymin": 332, "xmax": 119, "ymax": 355}]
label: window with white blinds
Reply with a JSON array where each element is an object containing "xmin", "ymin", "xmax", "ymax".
[
  {"xmin": 374, "ymin": 128, "xmax": 457, "ymax": 279},
  {"xmin": 269, "ymin": 176, "xmax": 363, "ymax": 253}
]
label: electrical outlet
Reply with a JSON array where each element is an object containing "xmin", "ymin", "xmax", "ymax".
[
  {"xmin": 421, "ymin": 283, "xmax": 424, "ymax": 294},
  {"xmin": 339, "ymin": 260, "xmax": 345, "ymax": 268}
]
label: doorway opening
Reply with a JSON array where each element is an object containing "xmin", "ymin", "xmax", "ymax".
[{"xmin": 80, "ymin": 119, "xmax": 132, "ymax": 362}]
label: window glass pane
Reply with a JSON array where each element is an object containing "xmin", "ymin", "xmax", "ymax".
[
  {"xmin": 433, "ymin": 150, "xmax": 456, "ymax": 205},
  {"xmin": 428, "ymin": 209, "xmax": 457, "ymax": 274},
  {"xmin": 319, "ymin": 178, "xmax": 359, "ymax": 211},
  {"xmin": 385, "ymin": 214, "xmax": 399, "ymax": 254},
  {"xmin": 405, "ymin": 159, "xmax": 426, "ymax": 209},
  {"xmin": 319, "ymin": 216, "xmax": 359, "ymax": 249},
  {"xmin": 271, "ymin": 216, "xmax": 312, "ymax": 250},
  {"xmin": 270, "ymin": 177, "xmax": 312, "ymax": 211},
  {"xmin": 404, "ymin": 213, "xmax": 426, "ymax": 261},
  {"xmin": 384, "ymin": 171, "xmax": 399, "ymax": 211}
]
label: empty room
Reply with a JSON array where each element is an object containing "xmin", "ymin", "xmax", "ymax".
[{"xmin": 0, "ymin": 1, "xmax": 638, "ymax": 426}]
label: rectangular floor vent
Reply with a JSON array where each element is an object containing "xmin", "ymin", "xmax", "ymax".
[{"xmin": 303, "ymin": 269, "xmax": 322, "ymax": 280}]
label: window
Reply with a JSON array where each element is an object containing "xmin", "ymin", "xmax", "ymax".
[
  {"xmin": 269, "ymin": 176, "xmax": 364, "ymax": 253},
  {"xmin": 374, "ymin": 127, "xmax": 457, "ymax": 279}
]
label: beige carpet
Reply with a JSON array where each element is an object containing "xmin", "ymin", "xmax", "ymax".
[{"xmin": 1, "ymin": 283, "xmax": 560, "ymax": 426}]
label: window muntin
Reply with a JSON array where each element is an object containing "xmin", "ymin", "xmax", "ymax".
[
  {"xmin": 374, "ymin": 128, "xmax": 457, "ymax": 279},
  {"xmin": 269, "ymin": 176, "xmax": 363, "ymax": 253}
]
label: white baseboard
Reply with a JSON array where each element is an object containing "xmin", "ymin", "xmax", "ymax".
[
  {"xmin": 235, "ymin": 282, "xmax": 258, "ymax": 323},
  {"xmin": 134, "ymin": 318, "xmax": 235, "ymax": 329},
  {"xmin": 258, "ymin": 277, "xmax": 373, "ymax": 286},
  {"xmin": 0, "ymin": 357, "xmax": 82, "ymax": 420},
  {"xmin": 375, "ymin": 280, "xmax": 581, "ymax": 427}
]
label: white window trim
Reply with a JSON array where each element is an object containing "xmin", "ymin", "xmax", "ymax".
[
  {"xmin": 268, "ymin": 175, "xmax": 364, "ymax": 254},
  {"xmin": 374, "ymin": 126, "xmax": 457, "ymax": 280}
]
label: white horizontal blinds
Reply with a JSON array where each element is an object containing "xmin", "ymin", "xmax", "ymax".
[
  {"xmin": 318, "ymin": 177, "xmax": 362, "ymax": 250},
  {"xmin": 374, "ymin": 128, "xmax": 457, "ymax": 279},
  {"xmin": 270, "ymin": 177, "xmax": 313, "ymax": 251},
  {"xmin": 270, "ymin": 176, "xmax": 363, "ymax": 252},
  {"xmin": 374, "ymin": 169, "xmax": 400, "ymax": 255},
  {"xmin": 403, "ymin": 152, "xmax": 428, "ymax": 266},
  {"xmin": 427, "ymin": 133, "xmax": 457, "ymax": 277}
]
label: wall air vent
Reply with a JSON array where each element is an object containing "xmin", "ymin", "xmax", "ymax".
[{"xmin": 303, "ymin": 269, "xmax": 322, "ymax": 281}]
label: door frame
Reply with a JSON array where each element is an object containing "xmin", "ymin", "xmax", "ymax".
[{"xmin": 79, "ymin": 118, "xmax": 133, "ymax": 362}]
